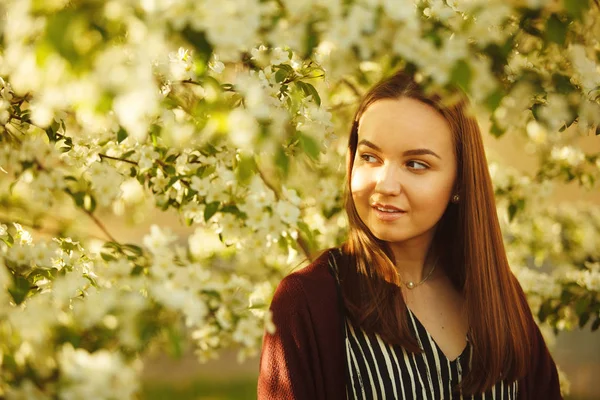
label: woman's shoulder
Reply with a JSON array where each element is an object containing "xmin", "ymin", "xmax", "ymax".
[{"xmin": 270, "ymin": 247, "xmax": 342, "ymax": 314}]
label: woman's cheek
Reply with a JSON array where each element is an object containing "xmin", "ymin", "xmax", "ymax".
[{"xmin": 350, "ymin": 166, "xmax": 374, "ymax": 195}]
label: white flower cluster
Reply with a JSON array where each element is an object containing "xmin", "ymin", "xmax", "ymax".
[
  {"xmin": 58, "ymin": 344, "xmax": 140, "ymax": 400},
  {"xmin": 569, "ymin": 44, "xmax": 600, "ymax": 98},
  {"xmin": 0, "ymin": 222, "xmax": 279, "ymax": 397},
  {"xmin": 565, "ymin": 262, "xmax": 600, "ymax": 292}
]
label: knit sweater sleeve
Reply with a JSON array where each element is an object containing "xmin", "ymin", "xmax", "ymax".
[{"xmin": 258, "ymin": 274, "xmax": 318, "ymax": 400}]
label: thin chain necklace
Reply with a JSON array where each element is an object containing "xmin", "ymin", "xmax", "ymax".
[{"xmin": 397, "ymin": 261, "xmax": 437, "ymax": 289}]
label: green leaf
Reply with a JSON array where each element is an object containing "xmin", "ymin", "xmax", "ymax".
[
  {"xmin": 181, "ymin": 27, "xmax": 213, "ymax": 64},
  {"xmin": 519, "ymin": 8, "xmax": 544, "ymax": 37},
  {"xmin": 117, "ymin": 127, "xmax": 128, "ymax": 143},
  {"xmin": 2, "ymin": 353, "xmax": 17, "ymax": 371},
  {"xmin": 484, "ymin": 89, "xmax": 504, "ymax": 112},
  {"xmin": 72, "ymin": 192, "xmax": 85, "ymax": 208},
  {"xmin": 545, "ymin": 14, "xmax": 569, "ymax": 46},
  {"xmin": 45, "ymin": 120, "xmax": 60, "ymax": 141},
  {"xmin": 561, "ymin": 289, "xmax": 575, "ymax": 303},
  {"xmin": 275, "ymin": 67, "xmax": 289, "ymax": 84},
  {"xmin": 538, "ymin": 301, "xmax": 554, "ymax": 322},
  {"xmin": 564, "ymin": 0, "xmax": 589, "ymax": 20},
  {"xmin": 484, "ymin": 39, "xmax": 514, "ymax": 76},
  {"xmin": 131, "ymin": 265, "xmax": 144, "ymax": 276},
  {"xmin": 324, "ymin": 206, "xmax": 342, "ymax": 219},
  {"xmin": 531, "ymin": 103, "xmax": 543, "ymax": 121},
  {"xmin": 508, "ymin": 204, "xmax": 518, "ymax": 222},
  {"xmin": 304, "ymin": 22, "xmax": 319, "ymax": 58},
  {"xmin": 579, "ymin": 312, "xmax": 590, "ymax": 328},
  {"xmin": 489, "ymin": 119, "xmax": 504, "ymax": 138},
  {"xmin": 450, "ymin": 60, "xmax": 472, "ymax": 92},
  {"xmin": 297, "ymin": 221, "xmax": 317, "ymax": 253},
  {"xmin": 1, "ymin": 235, "xmax": 14, "ymax": 247},
  {"xmin": 45, "ymin": 10, "xmax": 80, "ymax": 65},
  {"xmin": 84, "ymin": 194, "xmax": 96, "ymax": 213},
  {"xmin": 236, "ymin": 154, "xmax": 256, "ymax": 185},
  {"xmin": 101, "ymin": 252, "xmax": 117, "ymax": 262},
  {"xmin": 164, "ymin": 165, "xmax": 176, "ymax": 175},
  {"xmin": 298, "ymin": 133, "xmax": 320, "ymax": 161},
  {"xmin": 204, "ymin": 202, "xmax": 220, "ymax": 222},
  {"xmin": 103, "ymin": 241, "xmax": 122, "ymax": 251},
  {"xmin": 592, "ymin": 317, "xmax": 600, "ymax": 332},
  {"xmin": 276, "ymin": 64, "xmax": 294, "ymax": 73},
  {"xmin": 167, "ymin": 325, "xmax": 183, "ymax": 358},
  {"xmin": 165, "ymin": 154, "xmax": 178, "ymax": 163},
  {"xmin": 121, "ymin": 150, "xmax": 135, "ymax": 159},
  {"xmin": 201, "ymin": 289, "xmax": 221, "ymax": 299},
  {"xmin": 575, "ymin": 296, "xmax": 591, "ymax": 314},
  {"xmin": 165, "ymin": 176, "xmax": 180, "ymax": 190},
  {"xmin": 297, "ymin": 81, "xmax": 321, "ymax": 106},
  {"xmin": 221, "ymin": 204, "xmax": 242, "ymax": 216},
  {"xmin": 423, "ymin": 30, "xmax": 442, "ymax": 48},
  {"xmin": 9, "ymin": 276, "xmax": 30, "ymax": 305},
  {"xmin": 275, "ymin": 147, "xmax": 289, "ymax": 179},
  {"xmin": 552, "ymin": 73, "xmax": 576, "ymax": 94},
  {"xmin": 508, "ymin": 198, "xmax": 525, "ymax": 222},
  {"xmin": 122, "ymin": 244, "xmax": 143, "ymax": 256}
]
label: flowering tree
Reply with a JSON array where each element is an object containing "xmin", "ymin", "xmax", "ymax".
[{"xmin": 0, "ymin": 0, "xmax": 598, "ymax": 397}]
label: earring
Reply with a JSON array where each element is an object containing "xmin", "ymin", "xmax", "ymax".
[{"xmin": 452, "ymin": 194, "xmax": 460, "ymax": 203}]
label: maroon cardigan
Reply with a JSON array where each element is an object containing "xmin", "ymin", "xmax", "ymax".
[{"xmin": 258, "ymin": 249, "xmax": 562, "ymax": 399}]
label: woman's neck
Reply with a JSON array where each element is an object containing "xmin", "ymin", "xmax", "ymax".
[{"xmin": 389, "ymin": 236, "xmax": 436, "ymax": 283}]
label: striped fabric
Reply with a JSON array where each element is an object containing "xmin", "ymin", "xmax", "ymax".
[{"xmin": 328, "ymin": 253, "xmax": 518, "ymax": 400}]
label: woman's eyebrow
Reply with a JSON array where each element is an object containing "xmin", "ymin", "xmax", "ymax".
[
  {"xmin": 357, "ymin": 139, "xmax": 382, "ymax": 152},
  {"xmin": 403, "ymin": 148, "xmax": 441, "ymax": 159},
  {"xmin": 357, "ymin": 139, "xmax": 441, "ymax": 159}
]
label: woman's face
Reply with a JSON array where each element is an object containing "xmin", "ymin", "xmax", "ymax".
[{"xmin": 350, "ymin": 97, "xmax": 457, "ymax": 250}]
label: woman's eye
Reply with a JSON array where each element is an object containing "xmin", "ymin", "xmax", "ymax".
[
  {"xmin": 406, "ymin": 160, "xmax": 428, "ymax": 170},
  {"xmin": 360, "ymin": 154, "xmax": 378, "ymax": 163}
]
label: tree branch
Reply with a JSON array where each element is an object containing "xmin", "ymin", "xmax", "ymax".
[
  {"xmin": 255, "ymin": 160, "xmax": 312, "ymax": 261},
  {"xmin": 99, "ymin": 153, "xmax": 138, "ymax": 166},
  {"xmin": 296, "ymin": 235, "xmax": 313, "ymax": 262},
  {"xmin": 84, "ymin": 210, "xmax": 117, "ymax": 243},
  {"xmin": 256, "ymin": 163, "xmax": 280, "ymax": 201},
  {"xmin": 340, "ymin": 78, "xmax": 362, "ymax": 98}
]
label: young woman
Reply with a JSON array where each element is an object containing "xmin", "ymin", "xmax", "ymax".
[{"xmin": 258, "ymin": 71, "xmax": 562, "ymax": 399}]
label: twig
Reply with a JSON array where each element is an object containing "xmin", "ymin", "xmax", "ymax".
[
  {"xmin": 340, "ymin": 78, "xmax": 362, "ymax": 98},
  {"xmin": 296, "ymin": 235, "xmax": 313, "ymax": 262},
  {"xmin": 328, "ymin": 101, "xmax": 358, "ymax": 112},
  {"xmin": 84, "ymin": 210, "xmax": 117, "ymax": 243},
  {"xmin": 256, "ymin": 163, "xmax": 281, "ymax": 201},
  {"xmin": 98, "ymin": 153, "xmax": 138, "ymax": 166},
  {"xmin": 8, "ymin": 114, "xmax": 44, "ymax": 131},
  {"xmin": 179, "ymin": 79, "xmax": 203, "ymax": 86},
  {"xmin": 0, "ymin": 215, "xmax": 107, "ymax": 242},
  {"xmin": 255, "ymin": 160, "xmax": 313, "ymax": 260}
]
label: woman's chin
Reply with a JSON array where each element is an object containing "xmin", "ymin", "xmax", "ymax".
[{"xmin": 368, "ymin": 228, "xmax": 407, "ymax": 244}]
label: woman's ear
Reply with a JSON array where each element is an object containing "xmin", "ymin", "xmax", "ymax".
[{"xmin": 450, "ymin": 180, "xmax": 461, "ymax": 203}]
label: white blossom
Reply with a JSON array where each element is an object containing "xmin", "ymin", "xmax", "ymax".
[{"xmin": 58, "ymin": 344, "xmax": 139, "ymax": 400}]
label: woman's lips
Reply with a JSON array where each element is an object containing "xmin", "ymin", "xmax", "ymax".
[{"xmin": 371, "ymin": 205, "xmax": 407, "ymax": 221}]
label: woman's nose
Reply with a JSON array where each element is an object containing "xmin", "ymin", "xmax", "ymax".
[{"xmin": 375, "ymin": 164, "xmax": 402, "ymax": 195}]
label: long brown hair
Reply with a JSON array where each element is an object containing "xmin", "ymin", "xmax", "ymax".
[{"xmin": 340, "ymin": 71, "xmax": 533, "ymax": 394}]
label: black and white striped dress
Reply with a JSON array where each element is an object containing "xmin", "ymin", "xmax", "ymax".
[{"xmin": 329, "ymin": 253, "xmax": 518, "ymax": 400}]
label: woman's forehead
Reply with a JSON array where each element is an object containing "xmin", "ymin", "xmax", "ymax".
[{"xmin": 357, "ymin": 98, "xmax": 453, "ymax": 151}]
